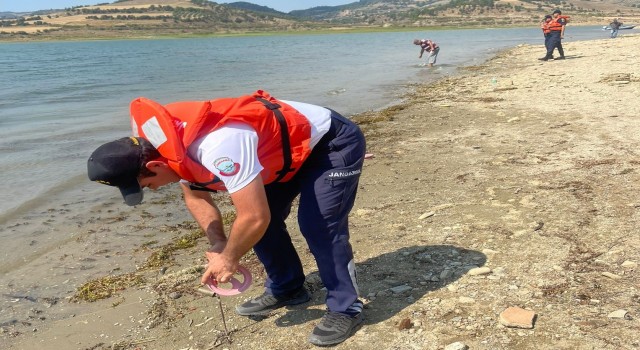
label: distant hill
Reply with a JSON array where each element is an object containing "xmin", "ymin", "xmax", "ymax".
[
  {"xmin": 290, "ymin": 0, "xmax": 640, "ymax": 26},
  {"xmin": 225, "ymin": 1, "xmax": 288, "ymax": 16},
  {"xmin": 1, "ymin": 0, "xmax": 638, "ymax": 40}
]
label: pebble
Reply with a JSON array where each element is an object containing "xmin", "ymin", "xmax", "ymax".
[
  {"xmin": 445, "ymin": 341, "xmax": 469, "ymax": 350},
  {"xmin": 384, "ymin": 279, "xmax": 402, "ymax": 286},
  {"xmin": 468, "ymin": 267, "xmax": 492, "ymax": 276},
  {"xmin": 196, "ymin": 287, "xmax": 215, "ymax": 297},
  {"xmin": 390, "ymin": 285, "xmax": 412, "ymax": 294},
  {"xmin": 398, "ymin": 318, "xmax": 412, "ymax": 330},
  {"xmin": 419, "ymin": 211, "xmax": 435, "ymax": 220},
  {"xmin": 621, "ymin": 260, "xmax": 637, "ymax": 268},
  {"xmin": 607, "ymin": 309, "xmax": 630, "ymax": 319},
  {"xmin": 601, "ymin": 272, "xmax": 622, "ymax": 279},
  {"xmin": 499, "ymin": 307, "xmax": 536, "ymax": 329},
  {"xmin": 458, "ymin": 297, "xmax": 475, "ymax": 304},
  {"xmin": 168, "ymin": 292, "xmax": 182, "ymax": 299},
  {"xmin": 440, "ymin": 269, "xmax": 454, "ymax": 280}
]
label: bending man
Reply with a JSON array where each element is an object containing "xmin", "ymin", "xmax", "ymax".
[
  {"xmin": 87, "ymin": 90, "xmax": 366, "ymax": 346},
  {"xmin": 413, "ymin": 38, "xmax": 440, "ymax": 67}
]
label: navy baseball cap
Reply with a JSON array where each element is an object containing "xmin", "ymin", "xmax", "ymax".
[{"xmin": 87, "ymin": 137, "xmax": 144, "ymax": 206}]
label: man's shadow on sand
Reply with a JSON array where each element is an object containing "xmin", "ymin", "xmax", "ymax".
[{"xmin": 268, "ymin": 244, "xmax": 486, "ymax": 327}]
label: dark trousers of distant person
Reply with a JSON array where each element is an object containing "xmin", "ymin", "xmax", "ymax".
[
  {"xmin": 546, "ymin": 31, "xmax": 564, "ymax": 59},
  {"xmin": 544, "ymin": 33, "xmax": 552, "ymax": 57}
]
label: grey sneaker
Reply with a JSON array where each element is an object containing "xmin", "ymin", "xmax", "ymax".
[
  {"xmin": 308, "ymin": 311, "xmax": 364, "ymax": 346},
  {"xmin": 235, "ymin": 288, "xmax": 310, "ymax": 316}
]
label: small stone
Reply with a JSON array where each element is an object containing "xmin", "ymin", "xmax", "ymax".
[
  {"xmin": 468, "ymin": 267, "xmax": 492, "ymax": 276},
  {"xmin": 607, "ymin": 309, "xmax": 630, "ymax": 319},
  {"xmin": 398, "ymin": 318, "xmax": 412, "ymax": 330},
  {"xmin": 384, "ymin": 279, "xmax": 402, "ymax": 286},
  {"xmin": 419, "ymin": 211, "xmax": 435, "ymax": 220},
  {"xmin": 531, "ymin": 221, "xmax": 544, "ymax": 231},
  {"xmin": 621, "ymin": 260, "xmax": 637, "ymax": 268},
  {"xmin": 440, "ymin": 269, "xmax": 454, "ymax": 280},
  {"xmin": 196, "ymin": 287, "xmax": 215, "ymax": 297},
  {"xmin": 168, "ymin": 292, "xmax": 182, "ymax": 299},
  {"xmin": 355, "ymin": 208, "xmax": 374, "ymax": 216},
  {"xmin": 377, "ymin": 290, "xmax": 392, "ymax": 297},
  {"xmin": 444, "ymin": 341, "xmax": 469, "ymax": 350},
  {"xmin": 499, "ymin": 306, "xmax": 536, "ymax": 329},
  {"xmin": 602, "ymin": 272, "xmax": 622, "ymax": 280},
  {"xmin": 458, "ymin": 296, "xmax": 475, "ymax": 304},
  {"xmin": 390, "ymin": 285, "xmax": 412, "ymax": 294}
]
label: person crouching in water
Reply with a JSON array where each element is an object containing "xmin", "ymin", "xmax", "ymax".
[
  {"xmin": 413, "ymin": 38, "xmax": 440, "ymax": 67},
  {"xmin": 87, "ymin": 90, "xmax": 366, "ymax": 346}
]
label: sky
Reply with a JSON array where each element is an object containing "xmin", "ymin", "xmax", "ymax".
[{"xmin": 2, "ymin": 0, "xmax": 356, "ymax": 13}]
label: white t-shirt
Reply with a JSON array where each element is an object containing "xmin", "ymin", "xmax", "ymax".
[{"xmin": 187, "ymin": 100, "xmax": 332, "ymax": 193}]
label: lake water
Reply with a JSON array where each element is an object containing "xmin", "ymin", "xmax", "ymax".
[{"xmin": 0, "ymin": 26, "xmax": 607, "ymax": 271}]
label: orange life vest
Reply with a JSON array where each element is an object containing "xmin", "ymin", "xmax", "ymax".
[
  {"xmin": 548, "ymin": 15, "xmax": 569, "ymax": 31},
  {"xmin": 541, "ymin": 19, "xmax": 552, "ymax": 34},
  {"xmin": 130, "ymin": 90, "xmax": 313, "ymax": 191}
]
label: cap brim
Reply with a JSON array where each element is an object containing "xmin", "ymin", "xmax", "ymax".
[{"xmin": 118, "ymin": 179, "xmax": 143, "ymax": 206}]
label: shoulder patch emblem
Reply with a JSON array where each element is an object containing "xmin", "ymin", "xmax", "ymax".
[{"xmin": 214, "ymin": 157, "xmax": 240, "ymax": 176}]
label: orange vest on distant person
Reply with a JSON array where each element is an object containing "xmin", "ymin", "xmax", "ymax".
[
  {"xmin": 130, "ymin": 90, "xmax": 313, "ymax": 191},
  {"xmin": 548, "ymin": 15, "xmax": 569, "ymax": 31},
  {"xmin": 541, "ymin": 19, "xmax": 552, "ymax": 34}
]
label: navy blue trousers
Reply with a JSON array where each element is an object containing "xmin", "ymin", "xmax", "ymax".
[
  {"xmin": 546, "ymin": 31, "xmax": 564, "ymax": 57},
  {"xmin": 544, "ymin": 33, "xmax": 550, "ymax": 54},
  {"xmin": 252, "ymin": 110, "xmax": 366, "ymax": 315}
]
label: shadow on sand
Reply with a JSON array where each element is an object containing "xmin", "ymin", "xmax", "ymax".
[{"xmin": 269, "ymin": 244, "xmax": 486, "ymax": 327}]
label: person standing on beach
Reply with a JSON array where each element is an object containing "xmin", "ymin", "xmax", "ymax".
[
  {"xmin": 413, "ymin": 38, "xmax": 440, "ymax": 67},
  {"xmin": 541, "ymin": 15, "xmax": 553, "ymax": 58},
  {"xmin": 609, "ymin": 18, "xmax": 623, "ymax": 38},
  {"xmin": 86, "ymin": 90, "xmax": 366, "ymax": 346},
  {"xmin": 539, "ymin": 9, "xmax": 568, "ymax": 61}
]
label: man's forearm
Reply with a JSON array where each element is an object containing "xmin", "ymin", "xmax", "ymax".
[
  {"xmin": 181, "ymin": 183, "xmax": 226, "ymax": 244},
  {"xmin": 222, "ymin": 213, "xmax": 268, "ymax": 261}
]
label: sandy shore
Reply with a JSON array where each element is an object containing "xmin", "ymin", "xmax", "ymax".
[{"xmin": 2, "ymin": 33, "xmax": 640, "ymax": 349}]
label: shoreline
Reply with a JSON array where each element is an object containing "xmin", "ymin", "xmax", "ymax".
[
  {"xmin": 3, "ymin": 34, "xmax": 640, "ymax": 349},
  {"xmin": 0, "ymin": 23, "xmax": 624, "ymax": 44}
]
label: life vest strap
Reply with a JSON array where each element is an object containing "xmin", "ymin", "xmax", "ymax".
[
  {"xmin": 255, "ymin": 97, "xmax": 296, "ymax": 182},
  {"xmin": 189, "ymin": 183, "xmax": 218, "ymax": 193}
]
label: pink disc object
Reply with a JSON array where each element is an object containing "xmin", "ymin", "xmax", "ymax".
[{"xmin": 206, "ymin": 266, "xmax": 252, "ymax": 296}]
